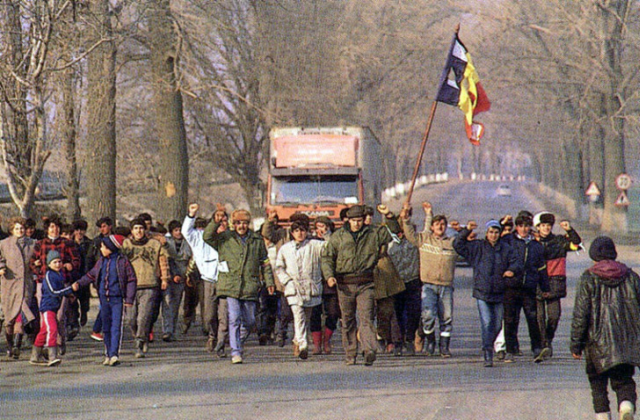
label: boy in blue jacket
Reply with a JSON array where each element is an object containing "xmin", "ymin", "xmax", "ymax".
[
  {"xmin": 73, "ymin": 235, "xmax": 137, "ymax": 366},
  {"xmin": 30, "ymin": 250, "xmax": 74, "ymax": 367}
]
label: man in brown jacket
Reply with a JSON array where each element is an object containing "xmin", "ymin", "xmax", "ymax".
[{"xmin": 401, "ymin": 202, "xmax": 459, "ymax": 357}]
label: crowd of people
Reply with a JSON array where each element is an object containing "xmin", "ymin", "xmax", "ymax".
[{"xmin": 0, "ymin": 202, "xmax": 638, "ymax": 419}]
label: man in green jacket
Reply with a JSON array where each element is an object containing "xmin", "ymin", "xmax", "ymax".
[
  {"xmin": 204, "ymin": 208, "xmax": 275, "ymax": 365},
  {"xmin": 321, "ymin": 205, "xmax": 392, "ymax": 366}
]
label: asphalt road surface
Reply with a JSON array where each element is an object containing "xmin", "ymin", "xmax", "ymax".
[{"xmin": 1, "ymin": 180, "xmax": 638, "ymax": 419}]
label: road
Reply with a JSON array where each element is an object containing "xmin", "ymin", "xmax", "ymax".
[{"xmin": 1, "ymin": 180, "xmax": 638, "ymax": 419}]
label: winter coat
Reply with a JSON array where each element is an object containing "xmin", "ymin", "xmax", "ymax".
[
  {"xmin": 203, "ymin": 221, "xmax": 275, "ymax": 301},
  {"xmin": 166, "ymin": 236, "xmax": 193, "ymax": 279},
  {"xmin": 122, "ymin": 237, "xmax": 170, "ymax": 289},
  {"xmin": 321, "ymin": 224, "xmax": 393, "ymax": 284},
  {"xmin": 453, "ymin": 228, "xmax": 521, "ymax": 303},
  {"xmin": 387, "ymin": 237, "xmax": 420, "ymax": 283},
  {"xmin": 0, "ymin": 236, "xmax": 36, "ymax": 323},
  {"xmin": 501, "ymin": 233, "xmax": 550, "ymax": 293},
  {"xmin": 401, "ymin": 215, "xmax": 458, "ymax": 286},
  {"xmin": 373, "ymin": 243, "xmax": 406, "ymax": 300},
  {"xmin": 40, "ymin": 269, "xmax": 74, "ymax": 313},
  {"xmin": 570, "ymin": 261, "xmax": 640, "ymax": 374},
  {"xmin": 29, "ymin": 236, "xmax": 81, "ymax": 283},
  {"xmin": 182, "ymin": 216, "xmax": 218, "ymax": 282},
  {"xmin": 537, "ymin": 229, "xmax": 582, "ymax": 300},
  {"xmin": 275, "ymin": 238, "xmax": 325, "ymax": 307},
  {"xmin": 76, "ymin": 253, "xmax": 137, "ymax": 305}
]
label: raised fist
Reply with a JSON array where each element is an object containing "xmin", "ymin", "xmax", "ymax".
[
  {"xmin": 560, "ymin": 220, "xmax": 571, "ymax": 231},
  {"xmin": 188, "ymin": 203, "xmax": 199, "ymax": 217},
  {"xmin": 422, "ymin": 202, "xmax": 432, "ymax": 214},
  {"xmin": 467, "ymin": 221, "xmax": 478, "ymax": 231}
]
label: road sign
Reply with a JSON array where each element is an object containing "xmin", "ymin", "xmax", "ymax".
[
  {"xmin": 615, "ymin": 191, "xmax": 630, "ymax": 207},
  {"xmin": 585, "ymin": 181, "xmax": 601, "ymax": 196},
  {"xmin": 616, "ymin": 173, "xmax": 633, "ymax": 190}
]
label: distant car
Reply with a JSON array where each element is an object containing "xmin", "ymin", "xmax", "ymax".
[{"xmin": 497, "ymin": 185, "xmax": 511, "ymax": 197}]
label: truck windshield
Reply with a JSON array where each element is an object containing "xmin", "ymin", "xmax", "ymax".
[{"xmin": 271, "ymin": 175, "xmax": 359, "ymax": 205}]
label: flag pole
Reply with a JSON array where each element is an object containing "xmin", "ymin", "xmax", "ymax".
[
  {"xmin": 404, "ymin": 100, "xmax": 439, "ymax": 205},
  {"xmin": 404, "ymin": 24, "xmax": 460, "ymax": 207}
]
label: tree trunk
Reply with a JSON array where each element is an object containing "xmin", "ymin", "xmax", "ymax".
[
  {"xmin": 149, "ymin": 0, "xmax": 188, "ymax": 223},
  {"xmin": 85, "ymin": 0, "xmax": 117, "ymax": 229},
  {"xmin": 62, "ymin": 68, "xmax": 81, "ymax": 221}
]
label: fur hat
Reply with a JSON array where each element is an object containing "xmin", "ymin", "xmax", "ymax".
[
  {"xmin": 346, "ymin": 205, "xmax": 365, "ymax": 219},
  {"xmin": 103, "ymin": 234, "xmax": 125, "ymax": 253},
  {"xmin": 589, "ymin": 236, "xmax": 617, "ymax": 262},
  {"xmin": 232, "ymin": 209, "xmax": 251, "ymax": 223},
  {"xmin": 533, "ymin": 212, "xmax": 555, "ymax": 227}
]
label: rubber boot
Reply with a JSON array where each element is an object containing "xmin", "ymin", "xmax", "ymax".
[
  {"xmin": 439, "ymin": 336, "xmax": 452, "ymax": 358},
  {"xmin": 29, "ymin": 346, "xmax": 47, "ymax": 366},
  {"xmin": 47, "ymin": 346, "xmax": 61, "ymax": 366},
  {"xmin": 425, "ymin": 333, "xmax": 436, "ymax": 356},
  {"xmin": 13, "ymin": 333, "xmax": 23, "ymax": 359},
  {"xmin": 5, "ymin": 333, "xmax": 14, "ymax": 358},
  {"xmin": 311, "ymin": 331, "xmax": 323, "ymax": 355},
  {"xmin": 323, "ymin": 327, "xmax": 334, "ymax": 354}
]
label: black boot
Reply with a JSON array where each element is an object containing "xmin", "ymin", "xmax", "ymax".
[
  {"xmin": 425, "ymin": 333, "xmax": 436, "ymax": 356},
  {"xmin": 483, "ymin": 349, "xmax": 493, "ymax": 367},
  {"xmin": 5, "ymin": 333, "xmax": 14, "ymax": 358},
  {"xmin": 13, "ymin": 334, "xmax": 23, "ymax": 359},
  {"xmin": 439, "ymin": 337, "xmax": 452, "ymax": 358}
]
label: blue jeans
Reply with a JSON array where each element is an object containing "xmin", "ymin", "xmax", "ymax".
[
  {"xmin": 227, "ymin": 298, "xmax": 257, "ymax": 357},
  {"xmin": 476, "ymin": 299, "xmax": 503, "ymax": 351},
  {"xmin": 100, "ymin": 296, "xmax": 124, "ymax": 358},
  {"xmin": 421, "ymin": 284, "xmax": 454, "ymax": 337}
]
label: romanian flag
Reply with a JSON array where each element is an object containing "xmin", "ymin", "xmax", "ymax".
[{"xmin": 436, "ymin": 34, "xmax": 491, "ymax": 145}]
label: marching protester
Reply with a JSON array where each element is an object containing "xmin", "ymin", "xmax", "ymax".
[
  {"xmin": 72, "ymin": 235, "xmax": 136, "ymax": 366},
  {"xmin": 30, "ymin": 251, "xmax": 75, "ymax": 367},
  {"xmin": 309, "ymin": 216, "xmax": 340, "ymax": 355},
  {"xmin": 163, "ymin": 220, "xmax": 192, "ymax": 342},
  {"xmin": 122, "ymin": 218, "xmax": 171, "ymax": 358},
  {"xmin": 400, "ymin": 202, "xmax": 458, "ymax": 358},
  {"xmin": 182, "ymin": 204, "xmax": 228, "ymax": 357},
  {"xmin": 500, "ymin": 212, "xmax": 551, "ymax": 363},
  {"xmin": 204, "ymin": 208, "xmax": 275, "ymax": 365},
  {"xmin": 0, "ymin": 218, "xmax": 36, "ymax": 359},
  {"xmin": 274, "ymin": 216, "xmax": 325, "ymax": 359},
  {"xmin": 534, "ymin": 211, "xmax": 582, "ymax": 358},
  {"xmin": 86, "ymin": 217, "xmax": 114, "ymax": 342},
  {"xmin": 453, "ymin": 220, "xmax": 520, "ymax": 367},
  {"xmin": 321, "ymin": 205, "xmax": 393, "ymax": 366},
  {"xmin": 571, "ymin": 236, "xmax": 640, "ymax": 420}
]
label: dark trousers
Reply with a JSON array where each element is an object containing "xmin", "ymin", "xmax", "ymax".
[
  {"xmin": 257, "ymin": 288, "xmax": 279, "ymax": 337},
  {"xmin": 277, "ymin": 294, "xmax": 293, "ymax": 337},
  {"xmin": 376, "ymin": 296, "xmax": 401, "ymax": 344},
  {"xmin": 504, "ymin": 287, "xmax": 542, "ymax": 354},
  {"xmin": 183, "ymin": 277, "xmax": 205, "ymax": 333},
  {"xmin": 537, "ymin": 298, "xmax": 562, "ymax": 347},
  {"xmin": 101, "ymin": 296, "xmax": 124, "ymax": 358},
  {"xmin": 337, "ymin": 282, "xmax": 377, "ymax": 358},
  {"xmin": 587, "ymin": 358, "xmax": 637, "ymax": 413},
  {"xmin": 393, "ymin": 279, "xmax": 422, "ymax": 343},
  {"xmin": 310, "ymin": 294, "xmax": 341, "ymax": 332}
]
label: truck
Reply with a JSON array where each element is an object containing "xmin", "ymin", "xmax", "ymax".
[{"xmin": 267, "ymin": 126, "xmax": 383, "ymax": 228}]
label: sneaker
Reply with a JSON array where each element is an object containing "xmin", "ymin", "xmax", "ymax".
[
  {"xmin": 364, "ymin": 351, "xmax": 376, "ymax": 366},
  {"xmin": 231, "ymin": 355, "xmax": 243, "ymax": 364},
  {"xmin": 90, "ymin": 332, "xmax": 104, "ymax": 342},
  {"xmin": 162, "ymin": 333, "xmax": 173, "ymax": 342},
  {"xmin": 109, "ymin": 356, "xmax": 120, "ymax": 366},
  {"xmin": 533, "ymin": 348, "xmax": 550, "ymax": 364},
  {"xmin": 504, "ymin": 353, "xmax": 515, "ymax": 363},
  {"xmin": 619, "ymin": 401, "xmax": 634, "ymax": 420},
  {"xmin": 148, "ymin": 331, "xmax": 154, "ymax": 343},
  {"xmin": 102, "ymin": 356, "xmax": 110, "ymax": 366}
]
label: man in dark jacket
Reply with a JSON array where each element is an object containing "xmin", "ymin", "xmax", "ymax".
[
  {"xmin": 321, "ymin": 205, "xmax": 392, "ymax": 366},
  {"xmin": 500, "ymin": 213, "xmax": 551, "ymax": 363},
  {"xmin": 571, "ymin": 236, "xmax": 640, "ymax": 420},
  {"xmin": 453, "ymin": 220, "xmax": 520, "ymax": 367}
]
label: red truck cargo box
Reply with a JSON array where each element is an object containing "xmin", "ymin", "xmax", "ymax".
[{"xmin": 274, "ymin": 135, "xmax": 358, "ymax": 168}]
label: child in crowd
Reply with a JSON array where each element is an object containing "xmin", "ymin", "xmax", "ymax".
[
  {"xmin": 30, "ymin": 250, "xmax": 74, "ymax": 367},
  {"xmin": 73, "ymin": 235, "xmax": 137, "ymax": 366}
]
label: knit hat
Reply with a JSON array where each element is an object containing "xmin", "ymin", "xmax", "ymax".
[
  {"xmin": 315, "ymin": 216, "xmax": 334, "ymax": 232},
  {"xmin": 485, "ymin": 220, "xmax": 502, "ymax": 231},
  {"xmin": 103, "ymin": 234, "xmax": 125, "ymax": 253},
  {"xmin": 346, "ymin": 205, "xmax": 365, "ymax": 219},
  {"xmin": 46, "ymin": 250, "xmax": 61, "ymax": 266},
  {"xmin": 533, "ymin": 212, "xmax": 555, "ymax": 227},
  {"xmin": 231, "ymin": 209, "xmax": 251, "ymax": 223},
  {"xmin": 589, "ymin": 236, "xmax": 617, "ymax": 262}
]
